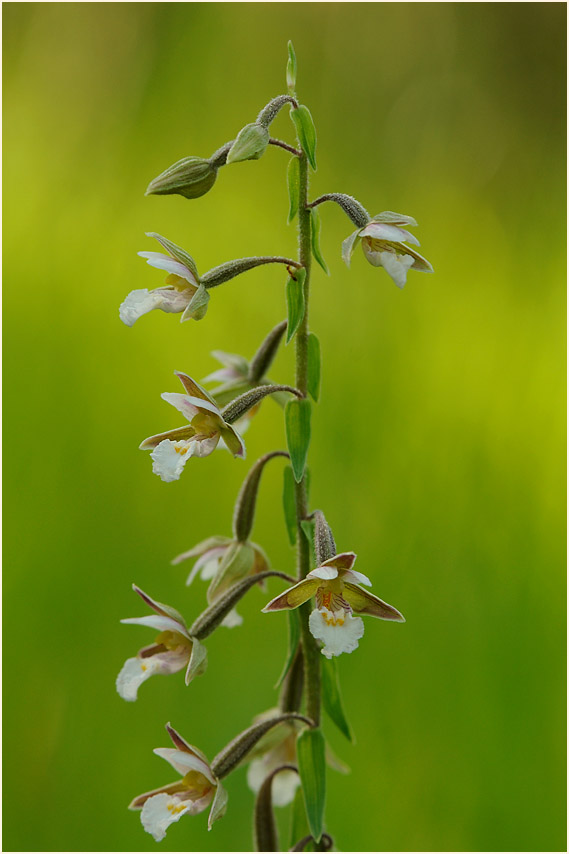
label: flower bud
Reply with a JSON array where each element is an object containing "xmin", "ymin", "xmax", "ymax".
[
  {"xmin": 313, "ymin": 510, "xmax": 336, "ymax": 565},
  {"xmin": 226, "ymin": 122, "xmax": 270, "ymax": 164},
  {"xmin": 145, "ymin": 156, "xmax": 217, "ymax": 199}
]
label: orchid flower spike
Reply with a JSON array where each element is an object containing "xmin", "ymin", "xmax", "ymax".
[
  {"xmin": 172, "ymin": 536, "xmax": 271, "ymax": 628},
  {"xmin": 116, "ymin": 586, "xmax": 207, "ymax": 701},
  {"xmin": 342, "ymin": 211, "xmax": 433, "ymax": 289},
  {"xmin": 263, "ymin": 552, "xmax": 405, "ymax": 658},
  {"xmin": 120, "ymin": 233, "xmax": 203, "ymax": 326},
  {"xmin": 129, "ymin": 723, "xmax": 227, "ymax": 841},
  {"xmin": 139, "ymin": 372, "xmax": 246, "ymax": 482}
]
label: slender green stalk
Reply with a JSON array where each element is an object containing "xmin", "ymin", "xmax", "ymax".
[{"xmin": 294, "ymin": 151, "xmax": 321, "ymax": 726}]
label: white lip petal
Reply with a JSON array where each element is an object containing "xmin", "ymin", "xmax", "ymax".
[
  {"xmin": 153, "ymin": 748, "xmax": 216, "ymax": 783},
  {"xmin": 119, "ymin": 289, "xmax": 160, "ymax": 327},
  {"xmin": 140, "ymin": 793, "xmax": 192, "ymax": 842},
  {"xmin": 378, "ymin": 251, "xmax": 415, "ymax": 289},
  {"xmin": 150, "ymin": 440, "xmax": 196, "ymax": 482},
  {"xmin": 116, "ymin": 651, "xmax": 188, "ymax": 702},
  {"xmin": 220, "ymin": 607, "xmax": 243, "ymax": 628},
  {"xmin": 308, "ymin": 607, "xmax": 365, "ymax": 658}
]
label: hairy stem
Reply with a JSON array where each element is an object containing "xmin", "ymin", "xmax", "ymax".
[{"xmin": 295, "ymin": 152, "xmax": 321, "ymax": 726}]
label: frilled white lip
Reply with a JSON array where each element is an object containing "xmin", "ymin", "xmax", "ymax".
[
  {"xmin": 138, "ymin": 251, "xmax": 199, "ymax": 286},
  {"xmin": 309, "ymin": 607, "xmax": 365, "ymax": 658},
  {"xmin": 119, "ymin": 287, "xmax": 194, "ymax": 327}
]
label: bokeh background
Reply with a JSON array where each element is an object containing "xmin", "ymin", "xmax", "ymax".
[{"xmin": 3, "ymin": 3, "xmax": 566, "ymax": 852}]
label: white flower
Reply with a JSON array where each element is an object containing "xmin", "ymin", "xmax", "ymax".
[
  {"xmin": 171, "ymin": 536, "xmax": 270, "ymax": 628},
  {"xmin": 139, "ymin": 372, "xmax": 246, "ymax": 482},
  {"xmin": 120, "ymin": 232, "xmax": 201, "ymax": 326},
  {"xmin": 116, "ymin": 585, "xmax": 207, "ymax": 701},
  {"xmin": 129, "ymin": 724, "xmax": 227, "ymax": 841},
  {"xmin": 263, "ymin": 552, "xmax": 405, "ymax": 658},
  {"xmin": 342, "ymin": 211, "xmax": 433, "ymax": 289}
]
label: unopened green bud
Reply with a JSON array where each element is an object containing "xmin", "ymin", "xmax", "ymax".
[
  {"xmin": 145, "ymin": 156, "xmax": 217, "ymax": 199},
  {"xmin": 313, "ymin": 510, "xmax": 336, "ymax": 565},
  {"xmin": 226, "ymin": 122, "xmax": 270, "ymax": 164},
  {"xmin": 286, "ymin": 41, "xmax": 297, "ymax": 94}
]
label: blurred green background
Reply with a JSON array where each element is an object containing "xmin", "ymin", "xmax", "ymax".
[{"xmin": 3, "ymin": 3, "xmax": 566, "ymax": 852}]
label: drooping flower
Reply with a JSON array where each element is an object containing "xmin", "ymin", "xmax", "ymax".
[
  {"xmin": 129, "ymin": 723, "xmax": 227, "ymax": 841},
  {"xmin": 263, "ymin": 552, "xmax": 405, "ymax": 658},
  {"xmin": 116, "ymin": 585, "xmax": 207, "ymax": 701},
  {"xmin": 139, "ymin": 372, "xmax": 245, "ymax": 482},
  {"xmin": 120, "ymin": 233, "xmax": 202, "ymax": 327},
  {"xmin": 342, "ymin": 211, "xmax": 433, "ymax": 289},
  {"xmin": 172, "ymin": 536, "xmax": 270, "ymax": 628}
]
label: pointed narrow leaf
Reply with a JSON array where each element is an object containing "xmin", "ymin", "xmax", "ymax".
[
  {"xmin": 285, "ymin": 398, "xmax": 311, "ymax": 482},
  {"xmin": 307, "ymin": 333, "xmax": 321, "ymax": 402},
  {"xmin": 283, "ymin": 464, "xmax": 297, "ymax": 545},
  {"xmin": 274, "ymin": 609, "xmax": 301, "ymax": 688},
  {"xmin": 289, "ymin": 785, "xmax": 310, "ymax": 850},
  {"xmin": 291, "ymin": 105, "xmax": 317, "ymax": 170},
  {"xmin": 285, "ymin": 269, "xmax": 306, "ymax": 344},
  {"xmin": 322, "ymin": 658, "xmax": 355, "ymax": 743},
  {"xmin": 287, "ymin": 156, "xmax": 300, "ymax": 223},
  {"xmin": 310, "ymin": 209, "xmax": 329, "ymax": 275},
  {"xmin": 296, "ymin": 727, "xmax": 326, "ymax": 842}
]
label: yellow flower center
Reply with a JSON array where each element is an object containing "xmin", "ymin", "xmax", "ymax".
[
  {"xmin": 154, "ymin": 630, "xmax": 192, "ymax": 652},
  {"xmin": 181, "ymin": 769, "xmax": 214, "ymax": 798}
]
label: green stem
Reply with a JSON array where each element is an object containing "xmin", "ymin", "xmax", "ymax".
[{"xmin": 294, "ymin": 152, "xmax": 321, "ymax": 726}]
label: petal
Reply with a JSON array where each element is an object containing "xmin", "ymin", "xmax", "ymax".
[
  {"xmin": 129, "ymin": 780, "xmax": 187, "ymax": 810},
  {"xmin": 378, "ymin": 251, "xmax": 415, "ymax": 288},
  {"xmin": 188, "ymin": 433, "xmax": 220, "ymax": 458},
  {"xmin": 154, "ymin": 748, "xmax": 215, "ymax": 783},
  {"xmin": 139, "ymin": 425, "xmax": 196, "ymax": 450},
  {"xmin": 343, "ymin": 583, "xmax": 405, "ymax": 621},
  {"xmin": 161, "ymin": 392, "xmax": 221, "ymax": 421},
  {"xmin": 308, "ymin": 607, "xmax": 365, "ymax": 658},
  {"xmin": 140, "ymin": 793, "xmax": 192, "ymax": 842},
  {"xmin": 371, "ymin": 211, "xmax": 418, "ymax": 227},
  {"xmin": 150, "ymin": 440, "xmax": 196, "ymax": 482},
  {"xmin": 175, "ymin": 371, "xmax": 219, "ymax": 406},
  {"xmin": 210, "ymin": 349, "xmax": 250, "ymax": 374},
  {"xmin": 359, "ymin": 222, "xmax": 420, "ymax": 246},
  {"xmin": 170, "ymin": 537, "xmax": 231, "ymax": 565},
  {"xmin": 319, "ymin": 552, "xmax": 357, "ymax": 572},
  {"xmin": 208, "ymin": 781, "xmax": 228, "ymax": 830},
  {"xmin": 308, "ymin": 566, "xmax": 338, "ymax": 581},
  {"xmin": 262, "ymin": 578, "xmax": 320, "ymax": 612},
  {"xmin": 165, "ymin": 724, "xmax": 212, "ymax": 767},
  {"xmin": 138, "ymin": 251, "xmax": 198, "ymax": 286},
  {"xmin": 185, "ymin": 636, "xmax": 208, "ymax": 684},
  {"xmin": 342, "ymin": 569, "xmax": 372, "ymax": 586},
  {"xmin": 220, "ymin": 425, "xmax": 246, "ymax": 458},
  {"xmin": 201, "ymin": 367, "xmax": 239, "ymax": 384},
  {"xmin": 246, "ymin": 760, "xmax": 299, "ymax": 808},
  {"xmin": 341, "ymin": 229, "xmax": 361, "ymax": 267},
  {"xmin": 131, "ymin": 585, "xmax": 187, "ymax": 626},
  {"xmin": 120, "ymin": 614, "xmax": 188, "ymax": 635},
  {"xmin": 116, "ymin": 651, "xmax": 188, "ymax": 702},
  {"xmin": 119, "ymin": 289, "xmax": 161, "ymax": 327}
]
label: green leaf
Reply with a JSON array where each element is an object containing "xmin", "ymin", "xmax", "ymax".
[
  {"xmin": 285, "ymin": 268, "xmax": 306, "ymax": 344},
  {"xmin": 283, "ymin": 465, "xmax": 297, "ymax": 545},
  {"xmin": 287, "ymin": 156, "xmax": 300, "ymax": 223},
  {"xmin": 322, "ymin": 657, "xmax": 355, "ymax": 743},
  {"xmin": 291, "ymin": 105, "xmax": 317, "ymax": 170},
  {"xmin": 285, "ymin": 398, "xmax": 311, "ymax": 483},
  {"xmin": 297, "ymin": 728, "xmax": 326, "ymax": 842},
  {"xmin": 307, "ymin": 333, "xmax": 321, "ymax": 402},
  {"xmin": 310, "ymin": 209, "xmax": 329, "ymax": 275},
  {"xmin": 274, "ymin": 609, "xmax": 301, "ymax": 689},
  {"xmin": 289, "ymin": 785, "xmax": 310, "ymax": 850},
  {"xmin": 286, "ymin": 40, "xmax": 297, "ymax": 94}
]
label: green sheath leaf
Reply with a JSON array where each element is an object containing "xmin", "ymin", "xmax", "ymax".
[
  {"xmin": 322, "ymin": 657, "xmax": 355, "ymax": 743},
  {"xmin": 307, "ymin": 333, "xmax": 321, "ymax": 402},
  {"xmin": 310, "ymin": 209, "xmax": 329, "ymax": 275},
  {"xmin": 285, "ymin": 398, "xmax": 311, "ymax": 483},
  {"xmin": 282, "ymin": 465, "xmax": 297, "ymax": 545},
  {"xmin": 297, "ymin": 727, "xmax": 326, "ymax": 842},
  {"xmin": 291, "ymin": 104, "xmax": 317, "ymax": 170},
  {"xmin": 274, "ymin": 609, "xmax": 301, "ymax": 688},
  {"xmin": 285, "ymin": 268, "xmax": 306, "ymax": 344},
  {"xmin": 287, "ymin": 156, "xmax": 300, "ymax": 223},
  {"xmin": 289, "ymin": 785, "xmax": 310, "ymax": 849}
]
